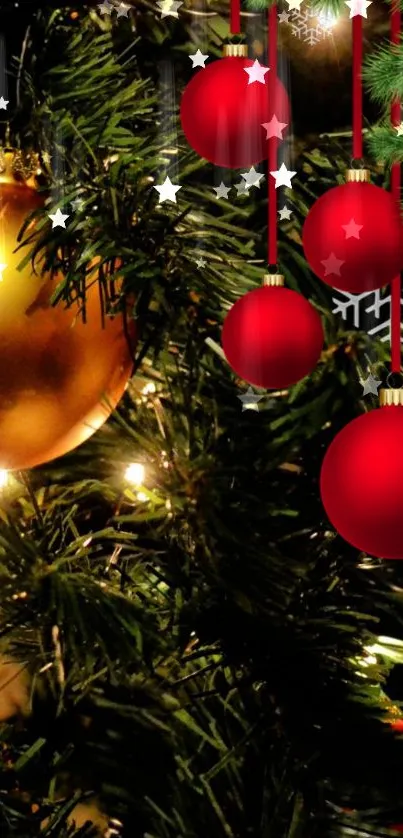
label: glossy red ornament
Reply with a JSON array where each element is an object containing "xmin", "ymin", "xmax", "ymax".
[
  {"xmin": 221, "ymin": 285, "xmax": 324, "ymax": 389},
  {"xmin": 180, "ymin": 56, "xmax": 290, "ymax": 169},
  {"xmin": 302, "ymin": 182, "xmax": 403, "ymax": 293},
  {"xmin": 320, "ymin": 404, "xmax": 403, "ymax": 558}
]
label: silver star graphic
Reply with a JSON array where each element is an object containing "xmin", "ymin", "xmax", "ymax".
[
  {"xmin": 361, "ymin": 374, "xmax": 381, "ymax": 396},
  {"xmin": 98, "ymin": 0, "xmax": 114, "ymax": 13},
  {"xmin": 278, "ymin": 205, "xmax": 292, "ymax": 221},
  {"xmin": 71, "ymin": 197, "xmax": 84, "ymax": 212},
  {"xmin": 195, "ymin": 257, "xmax": 207, "ymax": 268},
  {"xmin": 235, "ymin": 179, "xmax": 250, "ymax": 196},
  {"xmin": 189, "ymin": 49, "xmax": 209, "ymax": 69},
  {"xmin": 214, "ymin": 182, "xmax": 231, "ymax": 200},
  {"xmin": 157, "ymin": 0, "xmax": 183, "ymax": 17},
  {"xmin": 241, "ymin": 167, "xmax": 264, "ymax": 189},
  {"xmin": 278, "ymin": 9, "xmax": 290, "ymax": 22},
  {"xmin": 0, "ymin": 97, "xmax": 9, "ymax": 110},
  {"xmin": 237, "ymin": 387, "xmax": 263, "ymax": 412},
  {"xmin": 116, "ymin": 2, "xmax": 131, "ymax": 16}
]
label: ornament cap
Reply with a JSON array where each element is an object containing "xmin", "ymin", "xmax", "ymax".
[
  {"xmin": 0, "ymin": 147, "xmax": 41, "ymax": 187},
  {"xmin": 222, "ymin": 44, "xmax": 248, "ymax": 57},
  {"xmin": 263, "ymin": 273, "xmax": 285, "ymax": 287},
  {"xmin": 345, "ymin": 168, "xmax": 371, "ymax": 183},
  {"xmin": 379, "ymin": 388, "xmax": 403, "ymax": 407}
]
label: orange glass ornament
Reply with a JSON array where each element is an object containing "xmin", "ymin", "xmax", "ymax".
[{"xmin": 0, "ymin": 150, "xmax": 135, "ymax": 470}]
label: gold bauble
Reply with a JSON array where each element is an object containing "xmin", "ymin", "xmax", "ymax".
[{"xmin": 0, "ymin": 151, "xmax": 135, "ymax": 470}]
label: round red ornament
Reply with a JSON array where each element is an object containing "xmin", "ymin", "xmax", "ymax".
[
  {"xmin": 302, "ymin": 172, "xmax": 403, "ymax": 294},
  {"xmin": 222, "ymin": 279, "xmax": 324, "ymax": 389},
  {"xmin": 320, "ymin": 392, "xmax": 403, "ymax": 559},
  {"xmin": 180, "ymin": 45, "xmax": 290, "ymax": 169}
]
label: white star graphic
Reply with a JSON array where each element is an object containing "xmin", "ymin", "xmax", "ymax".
[
  {"xmin": 278, "ymin": 10, "xmax": 290, "ymax": 22},
  {"xmin": 153, "ymin": 176, "xmax": 181, "ymax": 203},
  {"xmin": 116, "ymin": 2, "xmax": 131, "ymax": 16},
  {"xmin": 286, "ymin": 0, "xmax": 303, "ymax": 10},
  {"xmin": 395, "ymin": 123, "xmax": 403, "ymax": 137},
  {"xmin": 237, "ymin": 387, "xmax": 263, "ymax": 412},
  {"xmin": 48, "ymin": 208, "xmax": 69, "ymax": 229},
  {"xmin": 241, "ymin": 167, "xmax": 264, "ymax": 189},
  {"xmin": 195, "ymin": 257, "xmax": 207, "ymax": 268},
  {"xmin": 278, "ymin": 205, "xmax": 292, "ymax": 221},
  {"xmin": 261, "ymin": 115, "xmax": 288, "ymax": 140},
  {"xmin": 270, "ymin": 163, "xmax": 297, "ymax": 189},
  {"xmin": 189, "ymin": 49, "xmax": 209, "ymax": 69},
  {"xmin": 157, "ymin": 0, "xmax": 183, "ymax": 18},
  {"xmin": 214, "ymin": 182, "xmax": 231, "ymax": 199},
  {"xmin": 98, "ymin": 0, "xmax": 113, "ymax": 13},
  {"xmin": 243, "ymin": 60, "xmax": 270, "ymax": 85},
  {"xmin": 345, "ymin": 0, "xmax": 371, "ymax": 17},
  {"xmin": 0, "ymin": 263, "xmax": 7, "ymax": 281},
  {"xmin": 0, "ymin": 97, "xmax": 9, "ymax": 110}
]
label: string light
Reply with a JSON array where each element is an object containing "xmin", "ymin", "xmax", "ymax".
[
  {"xmin": 125, "ymin": 462, "xmax": 145, "ymax": 486},
  {"xmin": 142, "ymin": 382, "xmax": 156, "ymax": 395},
  {"xmin": 0, "ymin": 469, "xmax": 9, "ymax": 488}
]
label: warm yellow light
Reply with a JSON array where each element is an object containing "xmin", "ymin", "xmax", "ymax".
[
  {"xmin": 0, "ymin": 469, "xmax": 9, "ymax": 487},
  {"xmin": 317, "ymin": 11, "xmax": 338, "ymax": 28},
  {"xmin": 142, "ymin": 382, "xmax": 156, "ymax": 395},
  {"xmin": 0, "ymin": 263, "xmax": 7, "ymax": 282},
  {"xmin": 125, "ymin": 462, "xmax": 145, "ymax": 486}
]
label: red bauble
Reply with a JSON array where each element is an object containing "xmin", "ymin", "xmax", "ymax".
[
  {"xmin": 320, "ymin": 405, "xmax": 403, "ymax": 558},
  {"xmin": 221, "ymin": 286, "xmax": 324, "ymax": 389},
  {"xmin": 180, "ymin": 57, "xmax": 290, "ymax": 169},
  {"xmin": 302, "ymin": 182, "xmax": 403, "ymax": 293}
]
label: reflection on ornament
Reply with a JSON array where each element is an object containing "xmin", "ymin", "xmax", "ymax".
[{"xmin": 0, "ymin": 150, "xmax": 135, "ymax": 470}]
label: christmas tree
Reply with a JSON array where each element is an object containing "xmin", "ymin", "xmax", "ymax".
[{"xmin": 1, "ymin": 0, "xmax": 403, "ymax": 836}]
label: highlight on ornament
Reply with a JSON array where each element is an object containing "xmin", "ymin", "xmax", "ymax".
[{"xmin": 316, "ymin": 11, "xmax": 338, "ymax": 29}]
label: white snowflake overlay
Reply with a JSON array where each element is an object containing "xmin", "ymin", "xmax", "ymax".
[
  {"xmin": 332, "ymin": 290, "xmax": 403, "ymax": 344},
  {"xmin": 289, "ymin": 5, "xmax": 333, "ymax": 46}
]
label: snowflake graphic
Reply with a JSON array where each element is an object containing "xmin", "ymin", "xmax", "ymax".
[
  {"xmin": 332, "ymin": 290, "xmax": 403, "ymax": 344},
  {"xmin": 288, "ymin": 4, "xmax": 334, "ymax": 46}
]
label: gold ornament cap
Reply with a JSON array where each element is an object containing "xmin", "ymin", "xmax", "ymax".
[
  {"xmin": 223, "ymin": 44, "xmax": 248, "ymax": 57},
  {"xmin": 263, "ymin": 273, "xmax": 285, "ymax": 287},
  {"xmin": 379, "ymin": 388, "xmax": 403, "ymax": 407},
  {"xmin": 0, "ymin": 147, "xmax": 41, "ymax": 188},
  {"xmin": 345, "ymin": 168, "xmax": 371, "ymax": 183}
]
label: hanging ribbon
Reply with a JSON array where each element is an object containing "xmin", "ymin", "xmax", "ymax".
[
  {"xmin": 390, "ymin": 1, "xmax": 401, "ymax": 373},
  {"xmin": 268, "ymin": 3, "xmax": 278, "ymax": 268},
  {"xmin": 352, "ymin": 15, "xmax": 363, "ymax": 160},
  {"xmin": 230, "ymin": 0, "xmax": 240, "ymax": 36}
]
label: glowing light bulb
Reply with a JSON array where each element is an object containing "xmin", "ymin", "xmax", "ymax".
[
  {"xmin": 317, "ymin": 11, "xmax": 337, "ymax": 29},
  {"xmin": 0, "ymin": 469, "xmax": 9, "ymax": 487},
  {"xmin": 125, "ymin": 462, "xmax": 145, "ymax": 485},
  {"xmin": 142, "ymin": 382, "xmax": 156, "ymax": 395}
]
